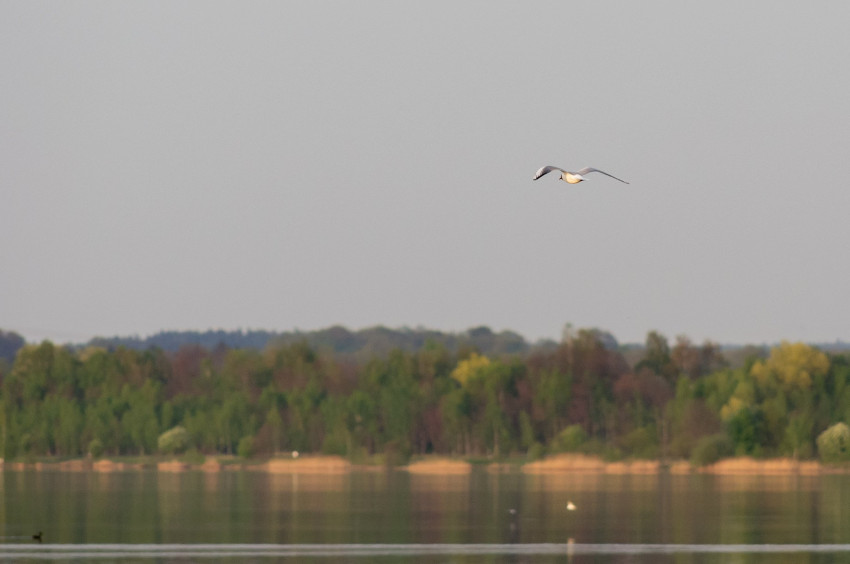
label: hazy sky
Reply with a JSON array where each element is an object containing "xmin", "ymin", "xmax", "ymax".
[{"xmin": 3, "ymin": 2, "xmax": 850, "ymax": 345}]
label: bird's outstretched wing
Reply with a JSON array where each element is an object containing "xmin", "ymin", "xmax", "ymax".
[
  {"xmin": 533, "ymin": 166, "xmax": 565, "ymax": 180},
  {"xmin": 576, "ymin": 167, "xmax": 629, "ymax": 184}
]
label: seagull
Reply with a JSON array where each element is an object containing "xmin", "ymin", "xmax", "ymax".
[{"xmin": 533, "ymin": 166, "xmax": 628, "ymax": 185}]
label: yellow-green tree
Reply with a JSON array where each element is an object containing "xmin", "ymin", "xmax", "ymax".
[
  {"xmin": 750, "ymin": 341, "xmax": 829, "ymax": 392},
  {"xmin": 817, "ymin": 422, "xmax": 850, "ymax": 463},
  {"xmin": 745, "ymin": 342, "xmax": 830, "ymax": 456},
  {"xmin": 450, "ymin": 353, "xmax": 491, "ymax": 387}
]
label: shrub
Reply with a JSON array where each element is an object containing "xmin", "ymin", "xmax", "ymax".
[
  {"xmin": 157, "ymin": 426, "xmax": 189, "ymax": 455},
  {"xmin": 321, "ymin": 428, "xmax": 349, "ymax": 456},
  {"xmin": 618, "ymin": 427, "xmax": 658, "ymax": 459},
  {"xmin": 237, "ymin": 436, "xmax": 255, "ymax": 459},
  {"xmin": 691, "ymin": 433, "xmax": 733, "ymax": 467},
  {"xmin": 347, "ymin": 445, "xmax": 370, "ymax": 464},
  {"xmin": 88, "ymin": 438, "xmax": 104, "ymax": 459},
  {"xmin": 669, "ymin": 434, "xmax": 695, "ymax": 460},
  {"xmin": 18, "ymin": 433, "xmax": 32, "ymax": 456},
  {"xmin": 527, "ymin": 442, "xmax": 546, "ymax": 461},
  {"xmin": 382, "ymin": 439, "xmax": 412, "ymax": 467},
  {"xmin": 552, "ymin": 425, "xmax": 587, "ymax": 452},
  {"xmin": 182, "ymin": 448, "xmax": 205, "ymax": 465},
  {"xmin": 817, "ymin": 423, "xmax": 850, "ymax": 463},
  {"xmin": 578, "ymin": 438, "xmax": 623, "ymax": 461}
]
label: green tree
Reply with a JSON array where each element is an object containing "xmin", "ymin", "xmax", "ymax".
[
  {"xmin": 121, "ymin": 382, "xmax": 160, "ymax": 455},
  {"xmin": 84, "ymin": 396, "xmax": 123, "ymax": 455},
  {"xmin": 636, "ymin": 331, "xmax": 677, "ymax": 383},
  {"xmin": 518, "ymin": 411, "xmax": 536, "ymax": 451},
  {"xmin": 440, "ymin": 386, "xmax": 472, "ymax": 454},
  {"xmin": 726, "ymin": 406, "xmax": 766, "ymax": 456},
  {"xmin": 534, "ymin": 368, "xmax": 572, "ymax": 436},
  {"xmin": 265, "ymin": 407, "xmax": 284, "ymax": 454},
  {"xmin": 237, "ymin": 435, "xmax": 254, "ymax": 458},
  {"xmin": 215, "ymin": 393, "xmax": 253, "ymax": 454},
  {"xmin": 785, "ymin": 412, "xmax": 814, "ymax": 459},
  {"xmin": 346, "ymin": 390, "xmax": 377, "ymax": 453},
  {"xmin": 53, "ymin": 397, "xmax": 83, "ymax": 456}
]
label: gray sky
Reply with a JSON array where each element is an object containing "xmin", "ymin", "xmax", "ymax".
[{"xmin": 3, "ymin": 2, "xmax": 850, "ymax": 345}]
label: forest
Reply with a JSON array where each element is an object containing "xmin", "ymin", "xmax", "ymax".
[
  {"xmin": 80, "ymin": 325, "xmax": 538, "ymax": 357},
  {"xmin": 2, "ymin": 326, "xmax": 850, "ymax": 465}
]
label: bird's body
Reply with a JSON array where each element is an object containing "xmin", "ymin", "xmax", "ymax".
[{"xmin": 533, "ymin": 166, "xmax": 628, "ymax": 185}]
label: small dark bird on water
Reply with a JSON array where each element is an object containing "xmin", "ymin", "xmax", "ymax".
[{"xmin": 32, "ymin": 531, "xmax": 42, "ymax": 543}]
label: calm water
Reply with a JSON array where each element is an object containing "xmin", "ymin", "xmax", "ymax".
[{"xmin": 3, "ymin": 467, "xmax": 850, "ymax": 563}]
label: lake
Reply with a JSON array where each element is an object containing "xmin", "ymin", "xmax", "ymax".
[{"xmin": 3, "ymin": 466, "xmax": 850, "ymax": 562}]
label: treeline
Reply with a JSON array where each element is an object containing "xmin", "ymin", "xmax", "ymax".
[
  {"xmin": 0, "ymin": 330, "xmax": 25, "ymax": 365},
  {"xmin": 2, "ymin": 328, "xmax": 850, "ymax": 464},
  {"xmin": 84, "ymin": 326, "xmax": 540, "ymax": 357}
]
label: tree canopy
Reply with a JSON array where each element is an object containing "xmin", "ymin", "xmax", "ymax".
[{"xmin": 2, "ymin": 328, "xmax": 849, "ymax": 465}]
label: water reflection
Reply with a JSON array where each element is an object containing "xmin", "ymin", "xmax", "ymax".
[
  {"xmin": 3, "ymin": 542, "xmax": 850, "ymax": 562},
  {"xmin": 3, "ymin": 467, "xmax": 850, "ymax": 558}
]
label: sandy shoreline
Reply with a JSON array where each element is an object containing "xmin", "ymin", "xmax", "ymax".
[
  {"xmin": 522, "ymin": 454, "xmax": 841, "ymax": 475},
  {"xmin": 2, "ymin": 454, "xmax": 848, "ymax": 475}
]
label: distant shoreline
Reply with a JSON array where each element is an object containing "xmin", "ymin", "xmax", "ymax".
[{"xmin": 3, "ymin": 454, "xmax": 849, "ymax": 476}]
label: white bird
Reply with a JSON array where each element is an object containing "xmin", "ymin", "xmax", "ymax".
[
  {"xmin": 533, "ymin": 166, "xmax": 629, "ymax": 185},
  {"xmin": 566, "ymin": 501, "xmax": 577, "ymax": 511}
]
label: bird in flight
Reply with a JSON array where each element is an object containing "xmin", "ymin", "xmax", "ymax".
[{"xmin": 533, "ymin": 166, "xmax": 629, "ymax": 185}]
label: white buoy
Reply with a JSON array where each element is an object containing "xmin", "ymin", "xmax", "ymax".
[
  {"xmin": 292, "ymin": 450, "xmax": 299, "ymax": 459},
  {"xmin": 566, "ymin": 501, "xmax": 576, "ymax": 511}
]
